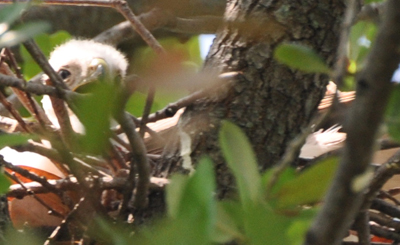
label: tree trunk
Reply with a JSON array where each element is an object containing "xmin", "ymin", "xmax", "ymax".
[{"xmin": 159, "ymin": 1, "xmax": 346, "ymax": 197}]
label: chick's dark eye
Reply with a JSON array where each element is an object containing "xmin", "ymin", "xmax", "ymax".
[{"xmin": 58, "ymin": 69, "xmax": 71, "ymax": 80}]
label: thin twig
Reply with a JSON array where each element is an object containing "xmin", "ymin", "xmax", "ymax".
[
  {"xmin": 22, "ymin": 40, "xmax": 68, "ymax": 92},
  {"xmin": 0, "ymin": 53, "xmax": 31, "ymax": 132},
  {"xmin": 94, "ymin": 8, "xmax": 170, "ymax": 45},
  {"xmin": 94, "ymin": 8, "xmax": 221, "ymax": 45},
  {"xmin": 362, "ymin": 149, "xmax": 400, "ymax": 210},
  {"xmin": 353, "ymin": 211, "xmax": 370, "ymax": 245},
  {"xmin": 14, "ymin": 0, "xmax": 166, "ymax": 55},
  {"xmin": 23, "ymin": 39, "xmax": 75, "ymax": 148},
  {"xmin": 357, "ymin": 2, "xmax": 384, "ymax": 24},
  {"xmin": 44, "ymin": 197, "xmax": 84, "ymax": 245},
  {"xmin": 369, "ymin": 211, "xmax": 400, "ymax": 231},
  {"xmin": 116, "ymin": 111, "xmax": 149, "ymax": 215},
  {"xmin": 370, "ymin": 224, "xmax": 400, "ymax": 241},
  {"xmin": 4, "ymin": 48, "xmax": 52, "ymax": 128},
  {"xmin": 8, "ymin": 176, "xmax": 168, "ymax": 198},
  {"xmin": 2, "ymin": 156, "xmax": 62, "ymax": 196},
  {"xmin": 0, "ymin": 91, "xmax": 30, "ymax": 132},
  {"xmin": 0, "ymin": 73, "xmax": 58, "ymax": 95},
  {"xmin": 107, "ymin": 140, "xmax": 128, "ymax": 169},
  {"xmin": 332, "ymin": 0, "xmax": 361, "ymax": 88},
  {"xmin": 112, "ymin": 0, "xmax": 165, "ymax": 55},
  {"xmin": 266, "ymin": 109, "xmax": 331, "ymax": 196},
  {"xmin": 124, "ymin": 115, "xmax": 162, "ymax": 140},
  {"xmin": 139, "ymin": 86, "xmax": 156, "ymax": 138},
  {"xmin": 306, "ymin": 1, "xmax": 400, "ymax": 243},
  {"xmin": 142, "ymin": 71, "xmax": 240, "ymax": 124},
  {"xmin": 165, "ymin": 16, "xmax": 222, "ymax": 34}
]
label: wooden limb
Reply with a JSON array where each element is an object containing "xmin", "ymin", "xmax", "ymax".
[
  {"xmin": 3, "ymin": 49, "xmax": 52, "ymax": 128},
  {"xmin": 2, "ymin": 156, "xmax": 62, "ymax": 196},
  {"xmin": 23, "ymin": 39, "xmax": 75, "ymax": 148},
  {"xmin": 369, "ymin": 211, "xmax": 400, "ymax": 231},
  {"xmin": 306, "ymin": 1, "xmax": 400, "ymax": 244},
  {"xmin": 94, "ymin": 9, "xmax": 221, "ymax": 45},
  {"xmin": 0, "ymin": 73, "xmax": 58, "ymax": 96},
  {"xmin": 0, "ymin": 90, "xmax": 30, "ymax": 133},
  {"xmin": 370, "ymin": 224, "xmax": 400, "ymax": 242},
  {"xmin": 143, "ymin": 71, "xmax": 240, "ymax": 124},
  {"xmin": 116, "ymin": 111, "xmax": 149, "ymax": 215},
  {"xmin": 353, "ymin": 211, "xmax": 370, "ymax": 245},
  {"xmin": 139, "ymin": 85, "xmax": 156, "ymax": 138},
  {"xmin": 7, "ymin": 176, "xmax": 168, "ymax": 198}
]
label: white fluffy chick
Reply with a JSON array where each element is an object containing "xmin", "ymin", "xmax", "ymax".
[
  {"xmin": 42, "ymin": 39, "xmax": 128, "ymax": 132},
  {"xmin": 3, "ymin": 40, "xmax": 128, "ymax": 228}
]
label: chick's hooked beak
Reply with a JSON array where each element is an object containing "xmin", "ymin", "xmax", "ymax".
[{"xmin": 75, "ymin": 58, "xmax": 109, "ymax": 91}]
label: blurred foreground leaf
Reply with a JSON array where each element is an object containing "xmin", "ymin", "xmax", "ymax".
[
  {"xmin": 274, "ymin": 43, "xmax": 331, "ymax": 74},
  {"xmin": 0, "ymin": 174, "xmax": 11, "ymax": 194},
  {"xmin": 0, "ymin": 22, "xmax": 50, "ymax": 48},
  {"xmin": 219, "ymin": 120, "xmax": 261, "ymax": 206},
  {"xmin": 128, "ymin": 158, "xmax": 216, "ymax": 245},
  {"xmin": 273, "ymin": 157, "xmax": 339, "ymax": 209},
  {"xmin": 0, "ymin": 133, "xmax": 37, "ymax": 149},
  {"xmin": 73, "ymin": 82, "xmax": 118, "ymax": 155},
  {"xmin": 0, "ymin": 2, "xmax": 29, "ymax": 31}
]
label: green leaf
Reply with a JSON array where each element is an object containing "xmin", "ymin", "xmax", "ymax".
[
  {"xmin": 212, "ymin": 201, "xmax": 245, "ymax": 243},
  {"xmin": 125, "ymin": 91, "xmax": 147, "ymax": 117},
  {"xmin": 286, "ymin": 208, "xmax": 318, "ymax": 245},
  {"xmin": 0, "ymin": 21, "xmax": 50, "ymax": 48},
  {"xmin": 245, "ymin": 202, "xmax": 292, "ymax": 245},
  {"xmin": 0, "ymin": 3, "xmax": 30, "ymax": 34},
  {"xmin": 166, "ymin": 174, "xmax": 188, "ymax": 218},
  {"xmin": 0, "ymin": 133, "xmax": 36, "ymax": 149},
  {"xmin": 274, "ymin": 157, "xmax": 338, "ymax": 209},
  {"xmin": 274, "ymin": 43, "xmax": 331, "ymax": 74},
  {"xmin": 167, "ymin": 158, "xmax": 216, "ymax": 220},
  {"xmin": 262, "ymin": 166, "xmax": 297, "ymax": 195},
  {"xmin": 349, "ymin": 21, "xmax": 377, "ymax": 68},
  {"xmin": 135, "ymin": 157, "xmax": 216, "ymax": 245},
  {"xmin": 0, "ymin": 173, "xmax": 11, "ymax": 194},
  {"xmin": 177, "ymin": 157, "xmax": 216, "ymax": 234},
  {"xmin": 386, "ymin": 85, "xmax": 400, "ymax": 142},
  {"xmin": 219, "ymin": 121, "xmax": 261, "ymax": 205},
  {"xmin": 5, "ymin": 225, "xmax": 44, "ymax": 245},
  {"xmin": 168, "ymin": 157, "xmax": 216, "ymax": 220},
  {"xmin": 72, "ymin": 83, "xmax": 118, "ymax": 155}
]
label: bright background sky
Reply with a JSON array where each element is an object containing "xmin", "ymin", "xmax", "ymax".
[{"xmin": 199, "ymin": 34, "xmax": 215, "ymax": 60}]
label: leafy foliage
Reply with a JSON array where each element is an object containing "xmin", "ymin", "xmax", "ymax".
[
  {"xmin": 0, "ymin": 134, "xmax": 38, "ymax": 149},
  {"xmin": 0, "ymin": 3, "xmax": 50, "ymax": 49},
  {"xmin": 385, "ymin": 85, "xmax": 400, "ymax": 142},
  {"xmin": 90, "ymin": 121, "xmax": 338, "ymax": 245},
  {"xmin": 72, "ymin": 82, "xmax": 120, "ymax": 154},
  {"xmin": 274, "ymin": 43, "xmax": 331, "ymax": 74}
]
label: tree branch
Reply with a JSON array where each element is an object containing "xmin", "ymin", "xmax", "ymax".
[
  {"xmin": 305, "ymin": 1, "xmax": 400, "ymax": 244},
  {"xmin": 7, "ymin": 176, "xmax": 167, "ymax": 198}
]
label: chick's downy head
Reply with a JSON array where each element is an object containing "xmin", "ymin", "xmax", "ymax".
[{"xmin": 48, "ymin": 39, "xmax": 128, "ymax": 90}]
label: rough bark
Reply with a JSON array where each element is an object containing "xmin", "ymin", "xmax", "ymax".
[{"xmin": 159, "ymin": 0, "xmax": 346, "ymax": 197}]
